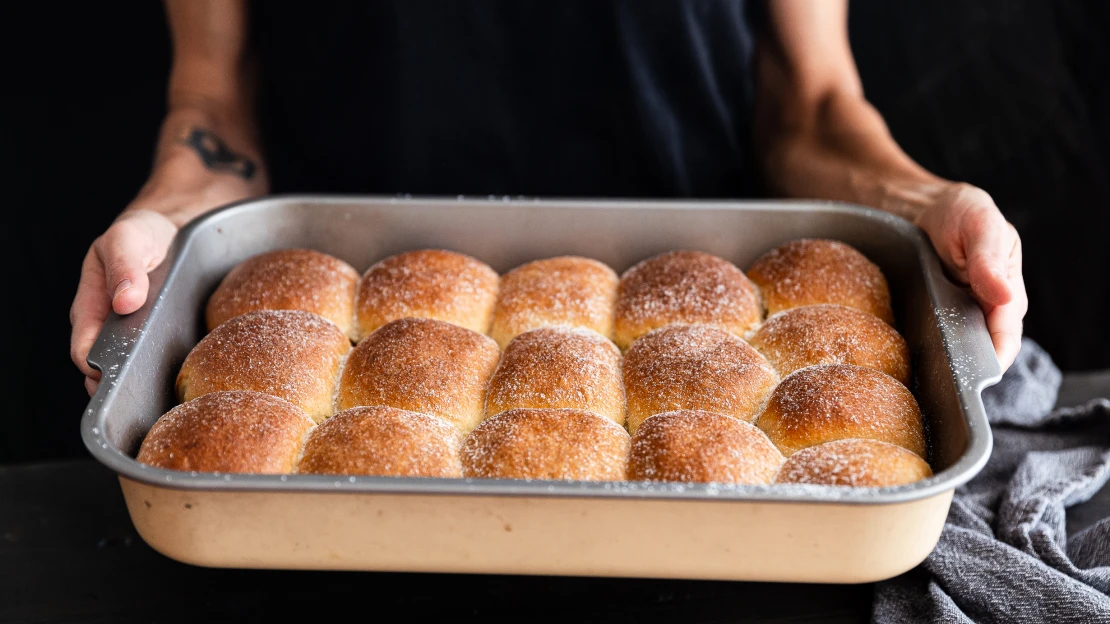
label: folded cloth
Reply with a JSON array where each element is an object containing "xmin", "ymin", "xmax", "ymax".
[{"xmin": 873, "ymin": 339, "xmax": 1110, "ymax": 624}]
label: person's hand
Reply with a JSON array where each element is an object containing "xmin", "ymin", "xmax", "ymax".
[
  {"xmin": 70, "ymin": 161, "xmax": 257, "ymax": 396},
  {"xmin": 915, "ymin": 183, "xmax": 1026, "ymax": 371}
]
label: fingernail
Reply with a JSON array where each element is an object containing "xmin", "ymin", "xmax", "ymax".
[{"xmin": 113, "ymin": 279, "xmax": 133, "ymax": 301}]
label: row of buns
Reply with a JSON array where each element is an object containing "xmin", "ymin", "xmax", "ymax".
[
  {"xmin": 205, "ymin": 240, "xmax": 897, "ymax": 352},
  {"xmin": 140, "ymin": 390, "xmax": 930, "ymax": 488},
  {"xmin": 144, "ymin": 239, "xmax": 931, "ymax": 489}
]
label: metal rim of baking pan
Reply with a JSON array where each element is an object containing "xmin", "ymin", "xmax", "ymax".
[{"xmin": 81, "ymin": 196, "xmax": 1001, "ymax": 505}]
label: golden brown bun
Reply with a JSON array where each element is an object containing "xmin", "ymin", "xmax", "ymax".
[
  {"xmin": 614, "ymin": 251, "xmax": 761, "ymax": 350},
  {"xmin": 137, "ymin": 391, "xmax": 314, "ymax": 474},
  {"xmin": 776, "ymin": 438, "xmax": 933, "ymax": 487},
  {"xmin": 622, "ymin": 324, "xmax": 779, "ymax": 433},
  {"xmin": 755, "ymin": 364, "xmax": 926, "ymax": 457},
  {"xmin": 748, "ymin": 304, "xmax": 911, "ymax": 385},
  {"xmin": 177, "ymin": 310, "xmax": 350, "ymax": 423},
  {"xmin": 461, "ymin": 408, "xmax": 630, "ymax": 481},
  {"xmin": 490, "ymin": 256, "xmax": 618, "ymax": 349},
  {"xmin": 354, "ymin": 249, "xmax": 499, "ymax": 340},
  {"xmin": 337, "ymin": 317, "xmax": 501, "ymax": 432},
  {"xmin": 485, "ymin": 327, "xmax": 625, "ymax": 425},
  {"xmin": 296, "ymin": 406, "xmax": 462, "ymax": 477},
  {"xmin": 628, "ymin": 410, "xmax": 783, "ymax": 484},
  {"xmin": 206, "ymin": 249, "xmax": 360, "ymax": 339},
  {"xmin": 746, "ymin": 239, "xmax": 894, "ymax": 324}
]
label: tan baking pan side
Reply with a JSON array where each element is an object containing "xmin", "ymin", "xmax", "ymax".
[{"xmin": 121, "ymin": 477, "xmax": 951, "ymax": 583}]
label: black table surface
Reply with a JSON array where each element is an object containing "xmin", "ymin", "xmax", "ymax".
[{"xmin": 4, "ymin": 372, "xmax": 1108, "ymax": 624}]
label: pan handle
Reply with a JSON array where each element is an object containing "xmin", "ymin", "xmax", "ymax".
[
  {"xmin": 921, "ymin": 251, "xmax": 1004, "ymax": 395},
  {"xmin": 80, "ymin": 248, "xmax": 175, "ymax": 454}
]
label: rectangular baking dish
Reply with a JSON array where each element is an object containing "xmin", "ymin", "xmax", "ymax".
[{"xmin": 81, "ymin": 196, "xmax": 1001, "ymax": 582}]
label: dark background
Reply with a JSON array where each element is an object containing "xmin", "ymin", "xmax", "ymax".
[{"xmin": 3, "ymin": 1, "xmax": 1108, "ymax": 464}]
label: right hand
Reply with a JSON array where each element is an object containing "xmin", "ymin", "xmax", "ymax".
[{"xmin": 70, "ymin": 162, "xmax": 257, "ymax": 395}]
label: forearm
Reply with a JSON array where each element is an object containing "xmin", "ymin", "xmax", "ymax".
[
  {"xmin": 758, "ymin": 86, "xmax": 952, "ymax": 224},
  {"xmin": 133, "ymin": 0, "xmax": 266, "ymax": 226}
]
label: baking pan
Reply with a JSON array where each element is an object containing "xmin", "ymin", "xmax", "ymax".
[{"xmin": 81, "ymin": 196, "xmax": 1001, "ymax": 582}]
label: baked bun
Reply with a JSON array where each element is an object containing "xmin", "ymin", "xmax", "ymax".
[
  {"xmin": 137, "ymin": 391, "xmax": 314, "ymax": 474},
  {"xmin": 490, "ymin": 256, "xmax": 618, "ymax": 349},
  {"xmin": 177, "ymin": 310, "xmax": 350, "ymax": 423},
  {"xmin": 614, "ymin": 251, "xmax": 761, "ymax": 350},
  {"xmin": 296, "ymin": 406, "xmax": 462, "ymax": 477},
  {"xmin": 776, "ymin": 438, "xmax": 933, "ymax": 487},
  {"xmin": 748, "ymin": 304, "xmax": 910, "ymax": 385},
  {"xmin": 337, "ymin": 317, "xmax": 501, "ymax": 432},
  {"xmin": 485, "ymin": 327, "xmax": 625, "ymax": 425},
  {"xmin": 755, "ymin": 364, "xmax": 925, "ymax": 457},
  {"xmin": 746, "ymin": 239, "xmax": 894, "ymax": 324},
  {"xmin": 628, "ymin": 410, "xmax": 783, "ymax": 484},
  {"xmin": 206, "ymin": 249, "xmax": 360, "ymax": 339},
  {"xmin": 461, "ymin": 408, "xmax": 630, "ymax": 481},
  {"xmin": 622, "ymin": 324, "xmax": 779, "ymax": 433},
  {"xmin": 354, "ymin": 249, "xmax": 499, "ymax": 341}
]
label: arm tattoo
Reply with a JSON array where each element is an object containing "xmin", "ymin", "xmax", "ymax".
[{"xmin": 180, "ymin": 128, "xmax": 257, "ymax": 180}]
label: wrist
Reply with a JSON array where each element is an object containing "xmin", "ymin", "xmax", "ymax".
[
  {"xmin": 853, "ymin": 174, "xmax": 956, "ymax": 226},
  {"xmin": 130, "ymin": 151, "xmax": 266, "ymax": 228}
]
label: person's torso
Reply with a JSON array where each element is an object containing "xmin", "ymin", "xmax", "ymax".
[{"xmin": 251, "ymin": 0, "xmax": 757, "ymax": 198}]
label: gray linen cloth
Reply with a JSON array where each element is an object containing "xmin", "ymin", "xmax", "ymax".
[{"xmin": 873, "ymin": 339, "xmax": 1110, "ymax": 623}]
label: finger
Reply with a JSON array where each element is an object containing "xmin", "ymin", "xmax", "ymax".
[
  {"xmin": 94, "ymin": 220, "xmax": 153, "ymax": 316},
  {"xmin": 982, "ymin": 271, "xmax": 1027, "ymax": 372},
  {"xmin": 964, "ymin": 211, "xmax": 1014, "ymax": 308},
  {"xmin": 85, "ymin": 376, "xmax": 99, "ymax": 397},
  {"xmin": 70, "ymin": 249, "xmax": 110, "ymax": 379},
  {"xmin": 985, "ymin": 300, "xmax": 1023, "ymax": 372}
]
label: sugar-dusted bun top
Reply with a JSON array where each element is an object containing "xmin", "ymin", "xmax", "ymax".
[
  {"xmin": 776, "ymin": 438, "xmax": 933, "ymax": 487},
  {"xmin": 461, "ymin": 408, "xmax": 630, "ymax": 481},
  {"xmin": 137, "ymin": 391, "xmax": 314, "ymax": 474},
  {"xmin": 297, "ymin": 406, "xmax": 462, "ymax": 478},
  {"xmin": 176, "ymin": 309, "xmax": 351, "ymax": 422},
  {"xmin": 628, "ymin": 410, "xmax": 783, "ymax": 485},
  {"xmin": 485, "ymin": 327, "xmax": 625, "ymax": 425},
  {"xmin": 490, "ymin": 256, "xmax": 618, "ymax": 349},
  {"xmin": 206, "ymin": 248, "xmax": 360, "ymax": 339},
  {"xmin": 337, "ymin": 317, "xmax": 501, "ymax": 433},
  {"xmin": 748, "ymin": 304, "xmax": 910, "ymax": 385},
  {"xmin": 614, "ymin": 250, "xmax": 761, "ymax": 350},
  {"xmin": 756, "ymin": 364, "xmax": 925, "ymax": 457},
  {"xmin": 746, "ymin": 239, "xmax": 893, "ymax": 324},
  {"xmin": 622, "ymin": 324, "xmax": 779, "ymax": 433},
  {"xmin": 355, "ymin": 249, "xmax": 499, "ymax": 340}
]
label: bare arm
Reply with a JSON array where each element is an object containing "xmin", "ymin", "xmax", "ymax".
[
  {"xmin": 755, "ymin": 0, "xmax": 1026, "ymax": 369},
  {"xmin": 71, "ymin": 0, "xmax": 266, "ymax": 394}
]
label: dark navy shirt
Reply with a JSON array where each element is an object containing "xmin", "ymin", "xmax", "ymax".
[{"xmin": 251, "ymin": 1, "xmax": 758, "ymax": 198}]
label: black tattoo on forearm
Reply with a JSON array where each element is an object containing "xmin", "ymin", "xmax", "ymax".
[{"xmin": 180, "ymin": 128, "xmax": 256, "ymax": 180}]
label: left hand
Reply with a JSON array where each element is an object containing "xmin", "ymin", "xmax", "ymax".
[{"xmin": 915, "ymin": 183, "xmax": 1026, "ymax": 371}]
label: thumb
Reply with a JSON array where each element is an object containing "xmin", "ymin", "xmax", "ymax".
[
  {"xmin": 94, "ymin": 213, "xmax": 176, "ymax": 315},
  {"xmin": 962, "ymin": 211, "xmax": 1014, "ymax": 308}
]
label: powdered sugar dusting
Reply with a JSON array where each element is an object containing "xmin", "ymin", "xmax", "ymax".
[
  {"xmin": 137, "ymin": 391, "xmax": 315, "ymax": 474},
  {"xmin": 623, "ymin": 324, "xmax": 779, "ymax": 432},
  {"xmin": 749, "ymin": 304, "xmax": 910, "ymax": 385},
  {"xmin": 490, "ymin": 256, "xmax": 617, "ymax": 348},
  {"xmin": 337, "ymin": 317, "xmax": 501, "ymax": 432},
  {"xmin": 297, "ymin": 405, "xmax": 463, "ymax": 477},
  {"xmin": 746, "ymin": 239, "xmax": 894, "ymax": 324},
  {"xmin": 355, "ymin": 250, "xmax": 499, "ymax": 339},
  {"xmin": 206, "ymin": 249, "xmax": 359, "ymax": 338},
  {"xmin": 776, "ymin": 438, "xmax": 933, "ymax": 487},
  {"xmin": 177, "ymin": 310, "xmax": 350, "ymax": 422},
  {"xmin": 629, "ymin": 410, "xmax": 784, "ymax": 484},
  {"xmin": 755, "ymin": 364, "xmax": 925, "ymax": 457},
  {"xmin": 614, "ymin": 251, "xmax": 761, "ymax": 349},
  {"xmin": 485, "ymin": 327, "xmax": 625, "ymax": 425},
  {"xmin": 461, "ymin": 408, "xmax": 630, "ymax": 481}
]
